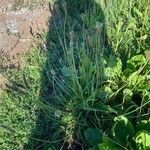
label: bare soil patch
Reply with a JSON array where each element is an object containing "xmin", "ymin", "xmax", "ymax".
[{"xmin": 0, "ymin": 0, "xmax": 51, "ymax": 88}]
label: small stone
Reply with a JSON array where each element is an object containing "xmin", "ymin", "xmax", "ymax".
[{"xmin": 5, "ymin": 19, "xmax": 19, "ymax": 34}]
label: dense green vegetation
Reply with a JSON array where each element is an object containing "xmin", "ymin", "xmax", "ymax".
[{"xmin": 0, "ymin": 0, "xmax": 150, "ymax": 149}]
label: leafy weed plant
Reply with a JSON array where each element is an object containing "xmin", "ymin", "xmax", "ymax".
[{"xmin": 0, "ymin": 0, "xmax": 150, "ymax": 149}]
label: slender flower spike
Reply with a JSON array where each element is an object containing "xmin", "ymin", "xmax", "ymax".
[
  {"xmin": 69, "ymin": 31, "xmax": 74, "ymax": 48},
  {"xmin": 54, "ymin": 110, "xmax": 62, "ymax": 118},
  {"xmin": 87, "ymin": 35, "xmax": 93, "ymax": 47},
  {"xmin": 70, "ymin": 41, "xmax": 73, "ymax": 48},
  {"xmin": 95, "ymin": 22, "xmax": 103, "ymax": 31},
  {"xmin": 69, "ymin": 31, "xmax": 74, "ymax": 42},
  {"xmin": 62, "ymin": 1, "xmax": 67, "ymax": 10},
  {"xmin": 54, "ymin": 4, "xmax": 59, "ymax": 11}
]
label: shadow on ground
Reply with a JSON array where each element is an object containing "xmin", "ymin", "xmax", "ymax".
[{"xmin": 24, "ymin": 0, "xmax": 112, "ymax": 149}]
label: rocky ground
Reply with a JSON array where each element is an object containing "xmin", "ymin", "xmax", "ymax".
[{"xmin": 0, "ymin": 0, "xmax": 51, "ymax": 88}]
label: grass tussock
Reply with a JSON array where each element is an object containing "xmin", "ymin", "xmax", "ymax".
[{"xmin": 0, "ymin": 0, "xmax": 150, "ymax": 149}]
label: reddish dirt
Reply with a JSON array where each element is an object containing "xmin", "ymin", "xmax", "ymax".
[{"xmin": 0, "ymin": 0, "xmax": 51, "ymax": 88}]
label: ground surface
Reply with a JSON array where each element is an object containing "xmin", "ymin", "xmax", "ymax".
[{"xmin": 0, "ymin": 0, "xmax": 50, "ymax": 88}]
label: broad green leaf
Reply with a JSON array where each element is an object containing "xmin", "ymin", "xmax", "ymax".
[
  {"xmin": 127, "ymin": 72, "xmax": 146, "ymax": 88},
  {"xmin": 135, "ymin": 131, "xmax": 150, "ymax": 150},
  {"xmin": 126, "ymin": 55, "xmax": 146, "ymax": 74},
  {"xmin": 130, "ymin": 55, "xmax": 146, "ymax": 63},
  {"xmin": 127, "ymin": 55, "xmax": 146, "ymax": 67},
  {"xmin": 104, "ymin": 58, "xmax": 122, "ymax": 78},
  {"xmin": 112, "ymin": 116, "xmax": 135, "ymax": 145},
  {"xmin": 84, "ymin": 128, "xmax": 102, "ymax": 146}
]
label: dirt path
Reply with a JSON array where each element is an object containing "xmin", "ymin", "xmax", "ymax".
[{"xmin": 0, "ymin": 0, "xmax": 50, "ymax": 88}]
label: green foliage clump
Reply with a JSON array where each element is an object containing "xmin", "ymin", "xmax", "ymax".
[
  {"xmin": 0, "ymin": 0, "xmax": 150, "ymax": 149},
  {"xmin": 0, "ymin": 49, "xmax": 46, "ymax": 150}
]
